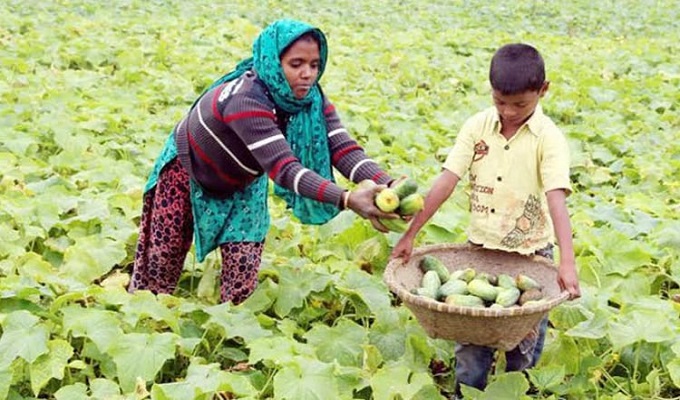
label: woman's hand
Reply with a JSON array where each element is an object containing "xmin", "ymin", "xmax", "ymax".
[{"xmin": 345, "ymin": 186, "xmax": 399, "ymax": 232}]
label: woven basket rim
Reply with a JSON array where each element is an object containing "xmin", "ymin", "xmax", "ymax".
[{"xmin": 384, "ymin": 243, "xmax": 570, "ymax": 317}]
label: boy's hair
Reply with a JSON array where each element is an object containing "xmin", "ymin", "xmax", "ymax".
[{"xmin": 489, "ymin": 43, "xmax": 545, "ymax": 95}]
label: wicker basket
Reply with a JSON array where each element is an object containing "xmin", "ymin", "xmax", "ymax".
[{"xmin": 383, "ymin": 243, "xmax": 569, "ymax": 351}]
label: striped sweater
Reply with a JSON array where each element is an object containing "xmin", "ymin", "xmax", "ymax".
[{"xmin": 174, "ymin": 70, "xmax": 391, "ymax": 208}]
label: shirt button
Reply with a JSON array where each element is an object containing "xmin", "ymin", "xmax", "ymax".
[
  {"xmin": 490, "ymin": 208, "xmax": 495, "ymax": 213},
  {"xmin": 497, "ymin": 177, "xmax": 502, "ymax": 182},
  {"xmin": 504, "ymin": 145, "xmax": 510, "ymax": 150}
]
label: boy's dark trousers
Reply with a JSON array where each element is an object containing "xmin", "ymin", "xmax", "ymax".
[{"xmin": 453, "ymin": 243, "xmax": 554, "ymax": 396}]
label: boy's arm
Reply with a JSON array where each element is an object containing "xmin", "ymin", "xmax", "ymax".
[
  {"xmin": 390, "ymin": 115, "xmax": 476, "ymax": 262},
  {"xmin": 546, "ymin": 188, "xmax": 581, "ymax": 300},
  {"xmin": 390, "ymin": 169, "xmax": 460, "ymax": 262}
]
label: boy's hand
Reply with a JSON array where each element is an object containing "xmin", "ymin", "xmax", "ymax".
[
  {"xmin": 390, "ymin": 235, "xmax": 415, "ymax": 263},
  {"xmin": 557, "ymin": 260, "xmax": 581, "ymax": 300}
]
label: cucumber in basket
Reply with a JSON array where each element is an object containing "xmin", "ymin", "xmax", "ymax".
[
  {"xmin": 411, "ymin": 265, "xmax": 544, "ymax": 308},
  {"xmin": 419, "ymin": 255, "xmax": 450, "ymax": 283}
]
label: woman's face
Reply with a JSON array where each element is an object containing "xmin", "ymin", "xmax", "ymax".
[{"xmin": 280, "ymin": 37, "xmax": 320, "ymax": 99}]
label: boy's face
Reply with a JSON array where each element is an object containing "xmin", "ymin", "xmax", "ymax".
[{"xmin": 492, "ymin": 82, "xmax": 549, "ymax": 128}]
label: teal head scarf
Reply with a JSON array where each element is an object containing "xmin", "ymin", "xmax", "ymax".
[{"xmin": 197, "ymin": 19, "xmax": 338, "ymax": 225}]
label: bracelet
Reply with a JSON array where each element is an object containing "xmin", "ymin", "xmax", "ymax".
[{"xmin": 343, "ymin": 191, "xmax": 351, "ymax": 210}]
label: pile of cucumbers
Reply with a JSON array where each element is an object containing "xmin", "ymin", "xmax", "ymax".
[
  {"xmin": 359, "ymin": 177, "xmax": 424, "ymax": 232},
  {"xmin": 412, "ymin": 255, "xmax": 546, "ymax": 308}
]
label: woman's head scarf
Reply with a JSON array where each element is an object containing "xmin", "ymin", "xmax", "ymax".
[{"xmin": 196, "ymin": 19, "xmax": 338, "ymax": 224}]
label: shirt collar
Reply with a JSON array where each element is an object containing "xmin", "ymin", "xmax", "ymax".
[{"xmin": 493, "ymin": 104, "xmax": 545, "ymax": 137}]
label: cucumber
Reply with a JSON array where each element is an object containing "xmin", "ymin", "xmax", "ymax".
[
  {"xmin": 378, "ymin": 217, "xmax": 408, "ymax": 233},
  {"xmin": 476, "ymin": 271, "xmax": 498, "ymax": 286},
  {"xmin": 397, "ymin": 193, "xmax": 424, "ymax": 215},
  {"xmin": 421, "ymin": 270, "xmax": 441, "ymax": 293},
  {"xmin": 452, "ymin": 267, "xmax": 476, "ymax": 283},
  {"xmin": 495, "ymin": 287, "xmax": 521, "ymax": 307},
  {"xmin": 415, "ymin": 287, "xmax": 437, "ymax": 299},
  {"xmin": 516, "ymin": 274, "xmax": 542, "ymax": 291},
  {"xmin": 375, "ymin": 188, "xmax": 400, "ymax": 212},
  {"xmin": 497, "ymin": 274, "xmax": 516, "ymax": 289},
  {"xmin": 391, "ymin": 178, "xmax": 419, "ymax": 199},
  {"xmin": 518, "ymin": 288, "xmax": 544, "ymax": 305},
  {"xmin": 467, "ymin": 279, "xmax": 498, "ymax": 302},
  {"xmin": 444, "ymin": 294, "xmax": 485, "ymax": 307},
  {"xmin": 437, "ymin": 279, "xmax": 468, "ymax": 298},
  {"xmin": 419, "ymin": 256, "xmax": 450, "ymax": 283}
]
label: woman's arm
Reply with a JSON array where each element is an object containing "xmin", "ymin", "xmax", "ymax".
[{"xmin": 322, "ymin": 98, "xmax": 393, "ymax": 185}]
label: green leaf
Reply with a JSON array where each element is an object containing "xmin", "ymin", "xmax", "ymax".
[
  {"xmin": 247, "ymin": 335, "xmax": 314, "ymax": 366},
  {"xmin": 334, "ymin": 365, "xmax": 365, "ymax": 398},
  {"xmin": 15, "ymin": 252, "xmax": 60, "ymax": 287},
  {"xmin": 368, "ymin": 308, "xmax": 422, "ymax": 362},
  {"xmin": 61, "ymin": 306, "xmax": 123, "ymax": 353},
  {"xmin": 608, "ymin": 306, "xmax": 677, "ymax": 348},
  {"xmin": 151, "ymin": 361, "xmax": 257, "ymax": 399},
  {"xmin": 273, "ymin": 358, "xmax": 338, "ymax": 400},
  {"xmin": 60, "ymin": 235, "xmax": 127, "ymax": 284},
  {"xmin": 0, "ymin": 310, "xmax": 49, "ymax": 369},
  {"xmin": 29, "ymin": 339, "xmax": 74, "ymax": 395},
  {"xmin": 303, "ymin": 319, "xmax": 366, "ymax": 366},
  {"xmin": 273, "ymin": 263, "xmax": 333, "ymax": 317},
  {"xmin": 667, "ymin": 358, "xmax": 680, "ymax": 389},
  {"xmin": 121, "ymin": 290, "xmax": 180, "ymax": 333},
  {"xmin": 149, "ymin": 384, "xmax": 198, "ymax": 400},
  {"xmin": 81, "ymin": 341, "xmax": 118, "ymax": 382},
  {"xmin": 566, "ymin": 307, "xmax": 611, "ymax": 339},
  {"xmin": 605, "ymin": 271, "xmax": 655, "ymax": 305},
  {"xmin": 527, "ymin": 364, "xmax": 566, "ymax": 393},
  {"xmin": 204, "ymin": 303, "xmax": 272, "ymax": 342},
  {"xmin": 362, "ymin": 344, "xmax": 383, "ymax": 375},
  {"xmin": 90, "ymin": 378, "xmax": 122, "ymax": 398},
  {"xmin": 54, "ymin": 383, "xmax": 89, "ymax": 400},
  {"xmin": 539, "ymin": 333, "xmax": 582, "ymax": 375},
  {"xmin": 589, "ymin": 231, "xmax": 653, "ymax": 276},
  {"xmin": 0, "ymin": 297, "xmax": 47, "ymax": 316},
  {"xmin": 370, "ymin": 362, "xmax": 437, "ymax": 400},
  {"xmin": 0, "ymin": 368, "xmax": 10, "ymax": 400},
  {"xmin": 106, "ymin": 332, "xmax": 177, "ymax": 392},
  {"xmin": 336, "ymin": 269, "xmax": 391, "ymax": 316},
  {"xmin": 475, "ymin": 371, "xmax": 531, "ymax": 400},
  {"xmin": 239, "ymin": 278, "xmax": 278, "ymax": 313},
  {"xmin": 0, "ymin": 222, "xmax": 25, "ymax": 259},
  {"xmin": 403, "ymin": 334, "xmax": 435, "ymax": 371}
]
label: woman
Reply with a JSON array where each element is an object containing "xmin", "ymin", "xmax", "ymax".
[{"xmin": 129, "ymin": 19, "xmax": 398, "ymax": 304}]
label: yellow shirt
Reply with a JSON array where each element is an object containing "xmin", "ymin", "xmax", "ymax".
[{"xmin": 443, "ymin": 105, "xmax": 571, "ymax": 254}]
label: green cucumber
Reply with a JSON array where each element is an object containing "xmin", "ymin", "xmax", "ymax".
[
  {"xmin": 495, "ymin": 287, "xmax": 521, "ymax": 307},
  {"xmin": 444, "ymin": 294, "xmax": 485, "ymax": 307},
  {"xmin": 397, "ymin": 193, "xmax": 424, "ymax": 215},
  {"xmin": 391, "ymin": 178, "xmax": 419, "ymax": 199},
  {"xmin": 378, "ymin": 217, "xmax": 408, "ymax": 233},
  {"xmin": 419, "ymin": 256, "xmax": 450, "ymax": 283},
  {"xmin": 467, "ymin": 279, "xmax": 498, "ymax": 302},
  {"xmin": 421, "ymin": 270, "xmax": 442, "ymax": 294}
]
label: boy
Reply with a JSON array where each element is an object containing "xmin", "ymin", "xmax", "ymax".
[{"xmin": 390, "ymin": 43, "xmax": 581, "ymax": 397}]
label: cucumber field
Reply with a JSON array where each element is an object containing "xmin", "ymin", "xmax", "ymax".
[{"xmin": 1, "ymin": 0, "xmax": 679, "ymax": 399}]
